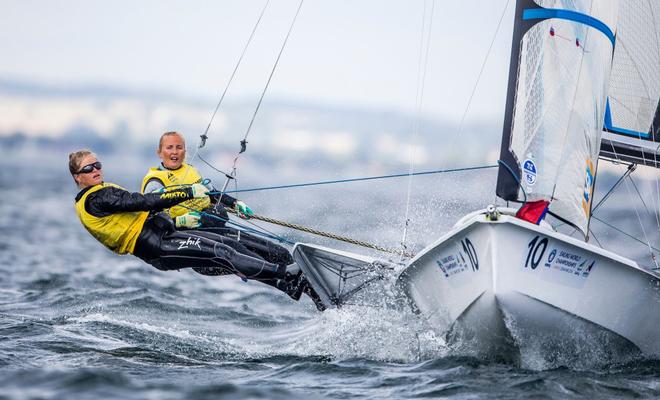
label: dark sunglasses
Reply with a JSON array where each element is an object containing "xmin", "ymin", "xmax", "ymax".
[{"xmin": 77, "ymin": 161, "xmax": 102, "ymax": 174}]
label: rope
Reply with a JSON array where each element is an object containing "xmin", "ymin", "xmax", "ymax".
[
  {"xmin": 178, "ymin": 201, "xmax": 414, "ymax": 258},
  {"xmin": 620, "ymin": 168, "xmax": 659, "ymax": 269},
  {"xmin": 496, "ymin": 160, "xmax": 527, "ymax": 205},
  {"xmin": 179, "ymin": 198, "xmax": 414, "ymax": 258},
  {"xmin": 591, "ymin": 163, "xmax": 635, "ymax": 214},
  {"xmin": 205, "ymin": 164, "xmax": 497, "ymax": 194},
  {"xmin": 401, "ymin": 0, "xmax": 436, "ymax": 258},
  {"xmin": 592, "ymin": 215, "xmax": 660, "ymax": 254},
  {"xmin": 183, "ymin": 1, "xmax": 270, "ymax": 185},
  {"xmin": 181, "ymin": 204, "xmax": 296, "ymax": 246},
  {"xmin": 225, "ymin": 0, "xmax": 305, "ymax": 179},
  {"xmin": 197, "ymin": 1, "xmax": 270, "ymax": 150},
  {"xmin": 455, "ymin": 0, "xmax": 511, "ymax": 137},
  {"xmin": 213, "ymin": 0, "xmax": 305, "ymax": 208},
  {"xmin": 175, "ymin": 163, "xmax": 498, "ymax": 259},
  {"xmin": 223, "ymin": 208, "xmax": 416, "ymax": 258}
]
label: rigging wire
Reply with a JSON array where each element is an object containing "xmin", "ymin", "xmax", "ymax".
[
  {"xmin": 204, "ymin": 164, "xmax": 498, "ymax": 194},
  {"xmin": 197, "ymin": 153, "xmax": 231, "ymax": 177},
  {"xmin": 620, "ymin": 167, "xmax": 658, "ymax": 268},
  {"xmin": 649, "ymin": 1, "xmax": 660, "ymax": 227},
  {"xmin": 607, "ymin": 99, "xmax": 660, "ymax": 230},
  {"xmin": 184, "ymin": 0, "xmax": 270, "ymax": 185},
  {"xmin": 605, "ymin": 135, "xmax": 658, "ymax": 267},
  {"xmin": 592, "ymin": 215, "xmax": 660, "ymax": 254},
  {"xmin": 591, "ymin": 163, "xmax": 636, "ymax": 214},
  {"xmin": 604, "ymin": 2, "xmax": 660, "ymax": 243},
  {"xmin": 180, "ymin": 202, "xmax": 414, "ymax": 258},
  {"xmin": 224, "ymin": 0, "xmax": 305, "ymax": 184},
  {"xmin": 455, "ymin": 0, "xmax": 511, "ymax": 138},
  {"xmin": 401, "ymin": 0, "xmax": 435, "ymax": 256},
  {"xmin": 563, "ymin": 161, "xmax": 658, "ymax": 268},
  {"xmin": 628, "ymin": 173, "xmax": 658, "ymax": 224},
  {"xmin": 199, "ymin": 1, "xmax": 271, "ymax": 151},
  {"xmin": 589, "ymin": 228, "xmax": 603, "ymax": 248}
]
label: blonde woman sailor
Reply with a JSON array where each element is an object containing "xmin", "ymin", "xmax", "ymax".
[
  {"xmin": 140, "ymin": 132, "xmax": 324, "ymax": 310},
  {"xmin": 70, "ymin": 148, "xmax": 322, "ymax": 310}
]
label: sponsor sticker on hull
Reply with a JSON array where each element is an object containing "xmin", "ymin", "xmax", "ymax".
[
  {"xmin": 436, "ymin": 254, "xmax": 469, "ymax": 278},
  {"xmin": 521, "ymin": 235, "xmax": 596, "ymax": 288},
  {"xmin": 434, "ymin": 237, "xmax": 479, "ymax": 286}
]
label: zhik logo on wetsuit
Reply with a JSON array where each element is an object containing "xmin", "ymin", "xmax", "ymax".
[{"xmin": 177, "ymin": 237, "xmax": 202, "ymax": 250}]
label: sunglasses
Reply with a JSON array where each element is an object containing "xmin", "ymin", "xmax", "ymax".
[{"xmin": 77, "ymin": 161, "xmax": 103, "ymax": 174}]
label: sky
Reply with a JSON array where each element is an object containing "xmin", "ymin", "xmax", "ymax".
[{"xmin": 1, "ymin": 0, "xmax": 515, "ymax": 122}]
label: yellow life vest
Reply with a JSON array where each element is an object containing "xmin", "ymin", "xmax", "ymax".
[
  {"xmin": 75, "ymin": 183, "xmax": 149, "ymax": 255},
  {"xmin": 140, "ymin": 163, "xmax": 211, "ymax": 217}
]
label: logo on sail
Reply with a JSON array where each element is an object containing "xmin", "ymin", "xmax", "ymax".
[
  {"xmin": 522, "ymin": 159, "xmax": 537, "ymax": 186},
  {"xmin": 581, "ymin": 159, "xmax": 595, "ymax": 216}
]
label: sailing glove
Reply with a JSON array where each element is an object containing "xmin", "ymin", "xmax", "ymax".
[
  {"xmin": 175, "ymin": 211, "xmax": 201, "ymax": 228},
  {"xmin": 190, "ymin": 183, "xmax": 209, "ymax": 198},
  {"xmin": 234, "ymin": 200, "xmax": 254, "ymax": 219}
]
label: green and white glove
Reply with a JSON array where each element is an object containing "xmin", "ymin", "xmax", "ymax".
[
  {"xmin": 234, "ymin": 200, "xmax": 254, "ymax": 219},
  {"xmin": 190, "ymin": 183, "xmax": 209, "ymax": 198},
  {"xmin": 175, "ymin": 211, "xmax": 201, "ymax": 228}
]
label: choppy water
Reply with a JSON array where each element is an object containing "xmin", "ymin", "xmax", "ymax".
[{"xmin": 2, "ymin": 152, "xmax": 660, "ymax": 399}]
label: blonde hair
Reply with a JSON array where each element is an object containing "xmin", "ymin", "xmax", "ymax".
[
  {"xmin": 68, "ymin": 149, "xmax": 96, "ymax": 175},
  {"xmin": 158, "ymin": 131, "xmax": 186, "ymax": 152}
]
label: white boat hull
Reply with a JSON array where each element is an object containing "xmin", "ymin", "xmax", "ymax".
[{"xmin": 396, "ymin": 210, "xmax": 660, "ymax": 357}]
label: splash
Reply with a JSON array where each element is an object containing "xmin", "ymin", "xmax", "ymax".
[{"xmin": 501, "ymin": 308, "xmax": 642, "ymax": 371}]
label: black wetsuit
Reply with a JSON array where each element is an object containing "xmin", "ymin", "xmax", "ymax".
[
  {"xmin": 104, "ymin": 181, "xmax": 325, "ymax": 310},
  {"xmin": 144, "ymin": 172, "xmax": 294, "ymax": 268},
  {"xmin": 76, "ymin": 185, "xmax": 286, "ymax": 282}
]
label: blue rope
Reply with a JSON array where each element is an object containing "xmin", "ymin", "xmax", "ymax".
[
  {"xmin": 175, "ymin": 163, "xmax": 498, "ymax": 245},
  {"xmin": 497, "ymin": 160, "xmax": 527, "ymax": 205},
  {"xmin": 209, "ymin": 164, "xmax": 497, "ymax": 194}
]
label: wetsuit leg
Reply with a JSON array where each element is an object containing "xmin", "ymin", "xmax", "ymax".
[
  {"xmin": 133, "ymin": 215, "xmax": 323, "ymax": 309},
  {"xmin": 191, "ymin": 229, "xmax": 264, "ymax": 260},
  {"xmin": 193, "ymin": 229, "xmax": 323, "ymax": 309},
  {"xmin": 188, "ymin": 230, "xmax": 293, "ymax": 291},
  {"xmin": 192, "ymin": 229, "xmax": 320, "ymax": 306},
  {"xmin": 198, "ymin": 226, "xmax": 293, "ymax": 266},
  {"xmin": 149, "ymin": 230, "xmax": 286, "ymax": 280}
]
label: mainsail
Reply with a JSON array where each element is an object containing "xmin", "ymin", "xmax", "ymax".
[
  {"xmin": 600, "ymin": 1, "xmax": 660, "ymax": 168},
  {"xmin": 496, "ymin": 0, "xmax": 619, "ymax": 236}
]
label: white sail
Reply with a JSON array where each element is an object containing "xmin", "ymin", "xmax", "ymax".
[
  {"xmin": 601, "ymin": 0, "xmax": 660, "ymax": 167},
  {"xmin": 497, "ymin": 0, "xmax": 619, "ymax": 235}
]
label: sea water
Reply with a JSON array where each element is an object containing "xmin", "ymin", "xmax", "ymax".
[{"xmin": 1, "ymin": 152, "xmax": 659, "ymax": 399}]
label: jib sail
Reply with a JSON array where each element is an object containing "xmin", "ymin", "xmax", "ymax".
[{"xmin": 496, "ymin": 0, "xmax": 619, "ymax": 236}]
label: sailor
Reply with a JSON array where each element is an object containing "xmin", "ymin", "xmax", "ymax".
[
  {"xmin": 141, "ymin": 131, "xmax": 293, "ymax": 268},
  {"xmin": 69, "ymin": 149, "xmax": 324, "ymax": 310}
]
